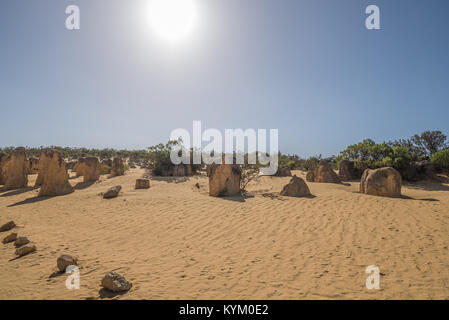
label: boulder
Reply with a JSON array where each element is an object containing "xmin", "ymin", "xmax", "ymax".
[
  {"xmin": 339, "ymin": 160, "xmax": 360, "ymax": 181},
  {"xmin": 110, "ymin": 158, "xmax": 124, "ymax": 177},
  {"xmin": 0, "ymin": 221, "xmax": 16, "ymax": 232},
  {"xmin": 2, "ymin": 147, "xmax": 28, "ymax": 190},
  {"xmin": 37, "ymin": 149, "xmax": 74, "ymax": 196},
  {"xmin": 74, "ymin": 158, "xmax": 86, "ymax": 177},
  {"xmin": 35, "ymin": 149, "xmax": 53, "ymax": 187},
  {"xmin": 135, "ymin": 179, "xmax": 150, "ymax": 189},
  {"xmin": 0, "ymin": 152, "xmax": 7, "ymax": 185},
  {"xmin": 2, "ymin": 232, "xmax": 17, "ymax": 244},
  {"xmin": 314, "ymin": 160, "xmax": 340, "ymax": 183},
  {"xmin": 173, "ymin": 165, "xmax": 186, "ymax": 177},
  {"xmin": 101, "ymin": 272, "xmax": 132, "ymax": 292},
  {"xmin": 103, "ymin": 186, "xmax": 121, "ymax": 199},
  {"xmin": 160, "ymin": 167, "xmax": 173, "ymax": 176},
  {"xmin": 185, "ymin": 164, "xmax": 193, "ymax": 176},
  {"xmin": 81, "ymin": 157, "xmax": 100, "ymax": 182},
  {"xmin": 15, "ymin": 244, "xmax": 36, "ymax": 257},
  {"xmin": 276, "ymin": 166, "xmax": 292, "ymax": 177},
  {"xmin": 360, "ymin": 167, "xmax": 402, "ymax": 198},
  {"xmin": 57, "ymin": 254, "xmax": 78, "ymax": 272},
  {"xmin": 280, "ymin": 175, "xmax": 311, "ymax": 197},
  {"xmin": 14, "ymin": 237, "xmax": 30, "ymax": 247},
  {"xmin": 208, "ymin": 164, "xmax": 241, "ymax": 197}
]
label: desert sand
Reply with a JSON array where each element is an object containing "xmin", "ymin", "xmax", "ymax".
[{"xmin": 1, "ymin": 169, "xmax": 449, "ymax": 300}]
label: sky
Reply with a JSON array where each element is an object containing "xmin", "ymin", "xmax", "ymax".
[{"xmin": 1, "ymin": 0, "xmax": 448, "ymax": 157}]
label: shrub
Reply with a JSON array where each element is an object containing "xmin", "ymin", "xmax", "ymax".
[
  {"xmin": 240, "ymin": 164, "xmax": 260, "ymax": 192},
  {"xmin": 123, "ymin": 163, "xmax": 130, "ymax": 172},
  {"xmin": 148, "ymin": 141, "xmax": 178, "ymax": 176},
  {"xmin": 339, "ymin": 140, "xmax": 412, "ymax": 171},
  {"xmin": 431, "ymin": 149, "xmax": 449, "ymax": 168},
  {"xmin": 100, "ymin": 165, "xmax": 111, "ymax": 175}
]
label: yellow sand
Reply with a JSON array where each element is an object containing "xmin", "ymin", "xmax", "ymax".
[{"xmin": 1, "ymin": 169, "xmax": 449, "ymax": 300}]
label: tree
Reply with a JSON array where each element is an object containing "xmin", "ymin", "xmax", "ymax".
[
  {"xmin": 411, "ymin": 131, "xmax": 448, "ymax": 159},
  {"xmin": 338, "ymin": 139, "xmax": 412, "ymax": 171}
]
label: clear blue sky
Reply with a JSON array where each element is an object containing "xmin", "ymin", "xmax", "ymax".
[{"xmin": 1, "ymin": 0, "xmax": 448, "ymax": 157}]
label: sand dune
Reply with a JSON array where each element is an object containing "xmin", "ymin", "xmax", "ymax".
[{"xmin": 1, "ymin": 169, "xmax": 449, "ymax": 299}]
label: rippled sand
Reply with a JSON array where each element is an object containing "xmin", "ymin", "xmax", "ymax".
[{"xmin": 1, "ymin": 169, "xmax": 449, "ymax": 299}]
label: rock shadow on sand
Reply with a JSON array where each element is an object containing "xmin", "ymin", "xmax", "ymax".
[
  {"xmin": 49, "ymin": 271, "xmax": 65, "ymax": 279},
  {"xmin": 400, "ymin": 195, "xmax": 439, "ymax": 202},
  {"xmin": 150, "ymin": 176, "xmax": 191, "ymax": 184},
  {"xmin": 74, "ymin": 181, "xmax": 96, "ymax": 190},
  {"xmin": 404, "ymin": 182, "xmax": 449, "ymax": 192},
  {"xmin": 259, "ymin": 192, "xmax": 316, "ymax": 200},
  {"xmin": 8, "ymin": 251, "xmax": 37, "ymax": 262},
  {"xmin": 7, "ymin": 196, "xmax": 52, "ymax": 207},
  {"xmin": 0, "ymin": 186, "xmax": 38, "ymax": 197},
  {"xmin": 98, "ymin": 288, "xmax": 128, "ymax": 299},
  {"xmin": 217, "ymin": 195, "xmax": 246, "ymax": 202}
]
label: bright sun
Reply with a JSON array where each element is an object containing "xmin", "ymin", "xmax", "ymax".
[{"xmin": 148, "ymin": 0, "xmax": 198, "ymax": 44}]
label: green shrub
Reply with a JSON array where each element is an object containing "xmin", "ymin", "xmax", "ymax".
[
  {"xmin": 339, "ymin": 140, "xmax": 412, "ymax": 171},
  {"xmin": 431, "ymin": 149, "xmax": 449, "ymax": 168},
  {"xmin": 100, "ymin": 165, "xmax": 111, "ymax": 175},
  {"xmin": 123, "ymin": 163, "xmax": 130, "ymax": 171},
  {"xmin": 148, "ymin": 141, "xmax": 178, "ymax": 176}
]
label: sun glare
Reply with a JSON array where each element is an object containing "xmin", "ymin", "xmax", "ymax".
[{"xmin": 147, "ymin": 0, "xmax": 198, "ymax": 44}]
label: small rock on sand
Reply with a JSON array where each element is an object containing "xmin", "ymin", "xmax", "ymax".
[
  {"xmin": 15, "ymin": 244, "xmax": 36, "ymax": 257},
  {"xmin": 103, "ymin": 186, "xmax": 122, "ymax": 199},
  {"xmin": 2, "ymin": 232, "xmax": 17, "ymax": 244},
  {"xmin": 135, "ymin": 178, "xmax": 150, "ymax": 189},
  {"xmin": 14, "ymin": 237, "xmax": 30, "ymax": 247},
  {"xmin": 101, "ymin": 271, "xmax": 132, "ymax": 292},
  {"xmin": 0, "ymin": 221, "xmax": 16, "ymax": 232},
  {"xmin": 57, "ymin": 254, "xmax": 79, "ymax": 272}
]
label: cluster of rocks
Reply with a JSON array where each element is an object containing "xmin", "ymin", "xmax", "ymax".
[
  {"xmin": 0, "ymin": 146, "xmax": 135, "ymax": 198},
  {"xmin": 1, "ymin": 220, "xmax": 37, "ymax": 257},
  {"xmin": 56, "ymin": 253, "xmax": 131, "ymax": 293},
  {"xmin": 102, "ymin": 178, "xmax": 151, "ymax": 199},
  {"xmin": 2, "ymin": 219, "xmax": 132, "ymax": 295}
]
